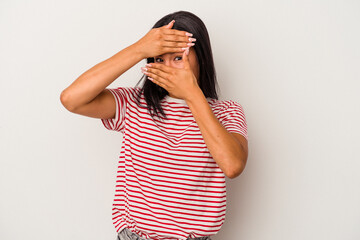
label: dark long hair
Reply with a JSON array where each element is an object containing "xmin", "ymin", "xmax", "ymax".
[{"xmin": 134, "ymin": 10, "xmax": 219, "ymax": 121}]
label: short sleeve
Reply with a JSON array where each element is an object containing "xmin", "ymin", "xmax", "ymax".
[
  {"xmin": 101, "ymin": 87, "xmax": 129, "ymax": 133},
  {"xmin": 217, "ymin": 100, "xmax": 248, "ymax": 141}
]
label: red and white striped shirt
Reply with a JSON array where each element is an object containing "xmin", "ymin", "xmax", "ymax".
[{"xmin": 101, "ymin": 86, "xmax": 248, "ymax": 240}]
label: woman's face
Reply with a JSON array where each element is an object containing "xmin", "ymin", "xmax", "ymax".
[{"xmin": 153, "ymin": 47, "xmax": 200, "ymax": 83}]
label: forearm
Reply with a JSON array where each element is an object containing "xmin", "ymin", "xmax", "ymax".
[
  {"xmin": 186, "ymin": 88, "xmax": 245, "ymax": 178},
  {"xmin": 61, "ymin": 43, "xmax": 144, "ymax": 109}
]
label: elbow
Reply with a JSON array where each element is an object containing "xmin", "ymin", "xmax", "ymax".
[
  {"xmin": 227, "ymin": 168, "xmax": 243, "ymax": 179},
  {"xmin": 227, "ymin": 158, "xmax": 247, "ymax": 179},
  {"xmin": 60, "ymin": 90, "xmax": 77, "ymax": 112}
]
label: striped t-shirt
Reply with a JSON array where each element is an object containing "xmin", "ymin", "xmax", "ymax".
[{"xmin": 101, "ymin": 86, "xmax": 248, "ymax": 240}]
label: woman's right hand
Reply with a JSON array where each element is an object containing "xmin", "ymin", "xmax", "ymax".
[{"xmin": 134, "ymin": 20, "xmax": 196, "ymax": 59}]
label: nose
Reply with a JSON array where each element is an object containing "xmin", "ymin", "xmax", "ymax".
[
  {"xmin": 164, "ymin": 60, "xmax": 171, "ymax": 67},
  {"xmin": 163, "ymin": 59, "xmax": 181, "ymax": 69},
  {"xmin": 164, "ymin": 60, "xmax": 174, "ymax": 67}
]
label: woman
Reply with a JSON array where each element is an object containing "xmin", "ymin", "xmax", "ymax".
[{"xmin": 60, "ymin": 10, "xmax": 248, "ymax": 240}]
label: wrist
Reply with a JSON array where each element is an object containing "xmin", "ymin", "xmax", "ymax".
[
  {"xmin": 130, "ymin": 42, "xmax": 147, "ymax": 60},
  {"xmin": 185, "ymin": 86, "xmax": 204, "ymax": 104}
]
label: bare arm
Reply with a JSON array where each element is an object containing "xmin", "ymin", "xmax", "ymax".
[
  {"xmin": 60, "ymin": 43, "xmax": 144, "ymax": 118},
  {"xmin": 60, "ymin": 20, "xmax": 193, "ymax": 119}
]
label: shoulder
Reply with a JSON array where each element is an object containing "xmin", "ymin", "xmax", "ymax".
[
  {"xmin": 112, "ymin": 86, "xmax": 141, "ymax": 94},
  {"xmin": 109, "ymin": 86, "xmax": 142, "ymax": 100},
  {"xmin": 208, "ymin": 98, "xmax": 245, "ymax": 114}
]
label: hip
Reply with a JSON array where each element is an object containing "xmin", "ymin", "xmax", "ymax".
[{"xmin": 116, "ymin": 227, "xmax": 212, "ymax": 240}]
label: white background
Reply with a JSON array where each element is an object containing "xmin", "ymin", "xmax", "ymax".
[{"xmin": 1, "ymin": 0, "xmax": 359, "ymax": 240}]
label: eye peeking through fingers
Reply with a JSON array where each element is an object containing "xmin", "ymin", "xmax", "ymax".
[{"xmin": 155, "ymin": 56, "xmax": 183, "ymax": 63}]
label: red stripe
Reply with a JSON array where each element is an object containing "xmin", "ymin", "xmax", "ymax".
[{"xmin": 100, "ymin": 86, "xmax": 247, "ymax": 239}]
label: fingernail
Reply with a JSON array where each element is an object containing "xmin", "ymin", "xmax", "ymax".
[
  {"xmin": 187, "ymin": 42, "xmax": 195, "ymax": 46},
  {"xmin": 145, "ymin": 64, "xmax": 152, "ymax": 67},
  {"xmin": 141, "ymin": 67, "xmax": 148, "ymax": 71},
  {"xmin": 185, "ymin": 32, "xmax": 193, "ymax": 37},
  {"xmin": 189, "ymin": 38, "xmax": 196, "ymax": 42}
]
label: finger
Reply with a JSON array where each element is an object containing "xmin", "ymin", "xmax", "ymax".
[
  {"xmin": 161, "ymin": 40, "xmax": 194, "ymax": 49},
  {"xmin": 144, "ymin": 72, "xmax": 169, "ymax": 90},
  {"xmin": 162, "ymin": 28, "xmax": 193, "ymax": 37},
  {"xmin": 146, "ymin": 62, "xmax": 174, "ymax": 75},
  {"xmin": 161, "ymin": 46, "xmax": 189, "ymax": 54},
  {"xmin": 163, "ymin": 34, "xmax": 195, "ymax": 43},
  {"xmin": 144, "ymin": 65, "xmax": 172, "ymax": 82},
  {"xmin": 182, "ymin": 47, "xmax": 191, "ymax": 69},
  {"xmin": 163, "ymin": 19, "xmax": 175, "ymax": 29}
]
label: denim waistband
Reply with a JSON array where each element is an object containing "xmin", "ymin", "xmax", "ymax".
[{"xmin": 117, "ymin": 227, "xmax": 212, "ymax": 240}]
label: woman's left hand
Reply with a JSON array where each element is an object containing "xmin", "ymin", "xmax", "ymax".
[{"xmin": 141, "ymin": 47, "xmax": 199, "ymax": 101}]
